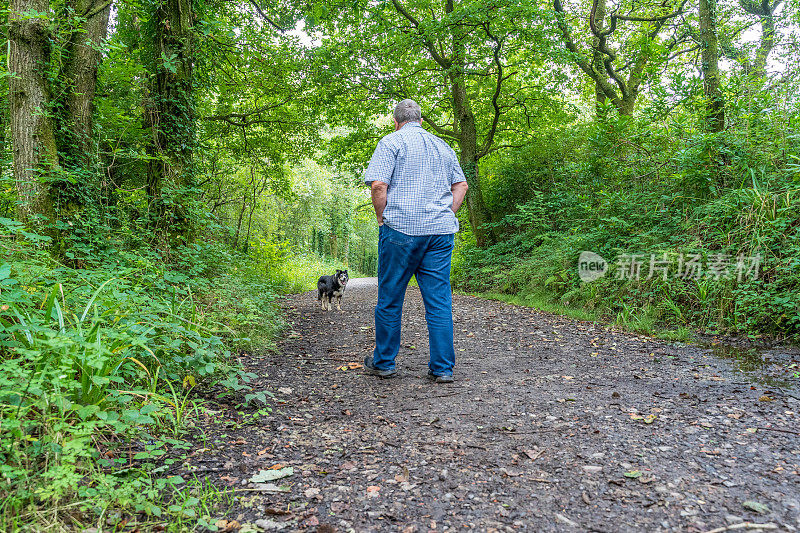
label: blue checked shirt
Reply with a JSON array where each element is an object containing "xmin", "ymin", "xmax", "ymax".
[{"xmin": 364, "ymin": 122, "xmax": 466, "ymax": 236}]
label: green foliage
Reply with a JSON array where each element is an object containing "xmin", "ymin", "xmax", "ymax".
[
  {"xmin": 0, "ymin": 220, "xmax": 277, "ymax": 528},
  {"xmin": 4, "ymin": 0, "xmax": 800, "ymax": 526},
  {"xmin": 455, "ymin": 106, "xmax": 800, "ymax": 341}
]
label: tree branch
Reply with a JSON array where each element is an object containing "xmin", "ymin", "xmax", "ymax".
[
  {"xmin": 390, "ymin": 0, "xmax": 452, "ymax": 69},
  {"xmin": 614, "ymin": 0, "xmax": 690, "ymax": 22},
  {"xmin": 479, "ymin": 21, "xmax": 509, "ymax": 158},
  {"xmin": 422, "ymin": 113, "xmax": 457, "ymax": 138},
  {"xmin": 247, "ymin": 0, "xmax": 286, "ymax": 33},
  {"xmin": 84, "ymin": 0, "xmax": 112, "ymax": 19}
]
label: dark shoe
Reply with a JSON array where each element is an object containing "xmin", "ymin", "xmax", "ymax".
[
  {"xmin": 427, "ymin": 371, "xmax": 454, "ymax": 383},
  {"xmin": 364, "ymin": 355, "xmax": 397, "ymax": 379}
]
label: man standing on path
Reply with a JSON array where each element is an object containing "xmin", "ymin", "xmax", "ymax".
[{"xmin": 363, "ymin": 99, "xmax": 469, "ymax": 383}]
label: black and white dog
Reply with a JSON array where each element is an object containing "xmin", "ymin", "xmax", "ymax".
[{"xmin": 317, "ymin": 269, "xmax": 349, "ymax": 311}]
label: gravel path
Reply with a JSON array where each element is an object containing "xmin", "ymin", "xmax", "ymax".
[{"xmin": 190, "ymin": 278, "xmax": 800, "ymax": 533}]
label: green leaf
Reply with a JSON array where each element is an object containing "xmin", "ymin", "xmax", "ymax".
[
  {"xmin": 742, "ymin": 501, "xmax": 770, "ymax": 514},
  {"xmin": 249, "ymin": 467, "xmax": 294, "ymax": 483}
]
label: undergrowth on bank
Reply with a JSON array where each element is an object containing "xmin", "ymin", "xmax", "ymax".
[
  {"xmin": 453, "ymin": 113, "xmax": 800, "ymax": 343},
  {"xmin": 0, "ymin": 218, "xmax": 287, "ymax": 529}
]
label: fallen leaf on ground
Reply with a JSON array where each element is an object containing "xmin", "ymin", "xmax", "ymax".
[
  {"xmin": 742, "ymin": 501, "xmax": 770, "ymax": 514},
  {"xmin": 215, "ymin": 520, "xmax": 241, "ymax": 532},
  {"xmin": 394, "ymin": 466, "xmax": 410, "ymax": 482},
  {"xmin": 338, "ymin": 362, "xmax": 363, "ymax": 371},
  {"xmin": 523, "ymin": 449, "xmax": 543, "ymax": 460},
  {"xmin": 249, "ymin": 467, "xmax": 294, "ymax": 483},
  {"xmin": 252, "ymin": 483, "xmax": 290, "ymax": 492}
]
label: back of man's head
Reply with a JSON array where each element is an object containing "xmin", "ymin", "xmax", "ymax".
[{"xmin": 394, "ymin": 99, "xmax": 422, "ymax": 124}]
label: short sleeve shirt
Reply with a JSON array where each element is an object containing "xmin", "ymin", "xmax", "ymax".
[{"xmin": 363, "ymin": 122, "xmax": 466, "ymax": 236}]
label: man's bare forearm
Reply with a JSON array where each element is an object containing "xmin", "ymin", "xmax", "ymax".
[
  {"xmin": 451, "ymin": 181, "xmax": 468, "ymax": 213},
  {"xmin": 371, "ymin": 181, "xmax": 388, "ymax": 225}
]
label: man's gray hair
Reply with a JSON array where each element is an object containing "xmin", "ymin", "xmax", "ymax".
[{"xmin": 394, "ymin": 99, "xmax": 422, "ymax": 124}]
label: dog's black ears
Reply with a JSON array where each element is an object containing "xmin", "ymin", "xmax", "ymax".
[
  {"xmin": 336, "ymin": 269, "xmax": 343, "ymax": 275},
  {"xmin": 343, "ymin": 269, "xmax": 348, "ymax": 274}
]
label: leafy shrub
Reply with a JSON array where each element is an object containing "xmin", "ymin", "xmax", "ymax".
[
  {"xmin": 0, "ymin": 222, "xmax": 275, "ymax": 527},
  {"xmin": 455, "ymin": 114, "xmax": 800, "ymax": 341}
]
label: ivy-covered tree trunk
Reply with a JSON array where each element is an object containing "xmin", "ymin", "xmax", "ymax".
[
  {"xmin": 453, "ymin": 104, "xmax": 492, "ymax": 248},
  {"xmin": 449, "ymin": 20, "xmax": 493, "ymax": 247},
  {"xmin": 9, "ymin": 0, "xmax": 58, "ymax": 226},
  {"xmin": 144, "ymin": 0, "xmax": 196, "ymax": 240},
  {"xmin": 62, "ymin": 0, "xmax": 112, "ymax": 171},
  {"xmin": 591, "ymin": 0, "xmax": 608, "ymax": 111},
  {"xmin": 699, "ymin": 0, "xmax": 724, "ymax": 133}
]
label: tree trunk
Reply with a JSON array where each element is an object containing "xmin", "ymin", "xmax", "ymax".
[
  {"xmin": 233, "ymin": 195, "xmax": 246, "ymax": 247},
  {"xmin": 330, "ymin": 233, "xmax": 338, "ymax": 259},
  {"xmin": 62, "ymin": 0, "xmax": 112, "ymax": 171},
  {"xmin": 9, "ymin": 0, "xmax": 58, "ymax": 226},
  {"xmin": 591, "ymin": 0, "xmax": 608, "ymax": 112},
  {"xmin": 699, "ymin": 0, "xmax": 724, "ymax": 132},
  {"xmin": 753, "ymin": 12, "xmax": 775, "ymax": 80},
  {"xmin": 618, "ymin": 93, "xmax": 638, "ymax": 116},
  {"xmin": 144, "ymin": 0, "xmax": 195, "ymax": 238},
  {"xmin": 243, "ymin": 201, "xmax": 255, "ymax": 253},
  {"xmin": 451, "ymin": 73, "xmax": 492, "ymax": 247},
  {"xmin": 739, "ymin": 0, "xmax": 780, "ymax": 80}
]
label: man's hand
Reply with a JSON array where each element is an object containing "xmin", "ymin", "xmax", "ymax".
[
  {"xmin": 370, "ymin": 181, "xmax": 388, "ymax": 225},
  {"xmin": 451, "ymin": 181, "xmax": 469, "ymax": 213}
]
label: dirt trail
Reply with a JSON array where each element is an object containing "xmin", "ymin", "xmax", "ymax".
[{"xmin": 190, "ymin": 278, "xmax": 800, "ymax": 532}]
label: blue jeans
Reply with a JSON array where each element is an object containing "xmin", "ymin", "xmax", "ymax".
[{"xmin": 373, "ymin": 224, "xmax": 456, "ymax": 376}]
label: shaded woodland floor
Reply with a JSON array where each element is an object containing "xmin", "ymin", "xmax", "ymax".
[{"xmin": 185, "ymin": 278, "xmax": 800, "ymax": 532}]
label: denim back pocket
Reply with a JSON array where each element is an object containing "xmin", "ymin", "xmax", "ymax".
[{"xmin": 383, "ymin": 225, "xmax": 413, "ymax": 246}]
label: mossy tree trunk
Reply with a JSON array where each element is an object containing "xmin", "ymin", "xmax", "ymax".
[
  {"xmin": 699, "ymin": 0, "xmax": 724, "ymax": 133},
  {"xmin": 9, "ymin": 0, "xmax": 58, "ymax": 227},
  {"xmin": 61, "ymin": 0, "xmax": 112, "ymax": 173},
  {"xmin": 144, "ymin": 0, "xmax": 196, "ymax": 240}
]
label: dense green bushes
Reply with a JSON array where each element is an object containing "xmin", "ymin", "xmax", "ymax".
[
  {"xmin": 0, "ymin": 219, "xmax": 280, "ymax": 528},
  {"xmin": 454, "ymin": 110, "xmax": 800, "ymax": 341}
]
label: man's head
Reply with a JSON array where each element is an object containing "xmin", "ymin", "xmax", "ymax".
[{"xmin": 393, "ymin": 99, "xmax": 422, "ymax": 130}]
